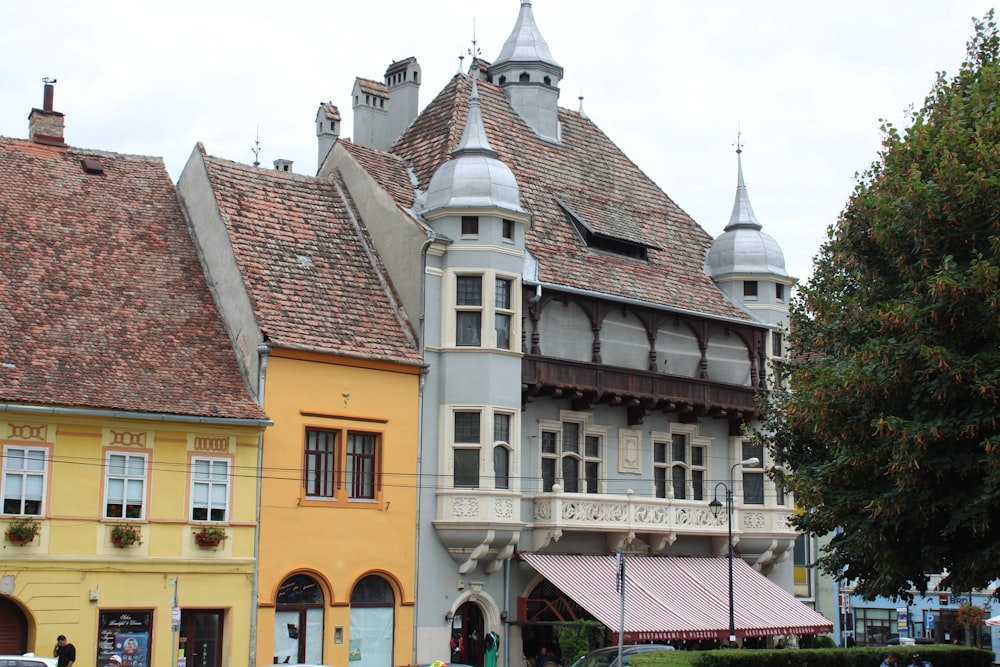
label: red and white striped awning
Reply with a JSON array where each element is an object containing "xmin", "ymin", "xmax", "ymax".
[{"xmin": 520, "ymin": 552, "xmax": 833, "ymax": 641}]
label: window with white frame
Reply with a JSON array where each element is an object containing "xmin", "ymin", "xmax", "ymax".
[
  {"xmin": 105, "ymin": 452, "xmax": 147, "ymax": 519},
  {"xmin": 653, "ymin": 426, "xmax": 707, "ymax": 500},
  {"xmin": 450, "ymin": 271, "xmax": 520, "ymax": 350},
  {"xmin": 191, "ymin": 457, "xmax": 229, "ymax": 522},
  {"xmin": 456, "ymin": 275, "xmax": 483, "ymax": 346},
  {"xmin": 741, "ymin": 440, "xmax": 765, "ymax": 504},
  {"xmin": 2, "ymin": 446, "xmax": 46, "ymax": 515},
  {"xmin": 495, "ymin": 278, "xmax": 513, "ymax": 350},
  {"xmin": 493, "ymin": 413, "xmax": 511, "ymax": 490},
  {"xmin": 453, "ymin": 410, "xmax": 481, "ymax": 488},
  {"xmin": 539, "ymin": 413, "xmax": 604, "ymax": 493}
]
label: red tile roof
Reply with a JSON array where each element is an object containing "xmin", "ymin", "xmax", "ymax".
[
  {"xmin": 197, "ymin": 149, "xmax": 422, "ymax": 366},
  {"xmin": 390, "ymin": 75, "xmax": 754, "ymax": 322},
  {"xmin": 339, "ymin": 139, "xmax": 416, "ymax": 209},
  {"xmin": 355, "ymin": 77, "xmax": 388, "ymax": 98},
  {"xmin": 0, "ymin": 137, "xmax": 267, "ymax": 420}
]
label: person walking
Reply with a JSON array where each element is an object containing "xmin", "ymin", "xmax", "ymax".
[{"xmin": 54, "ymin": 635, "xmax": 76, "ymax": 667}]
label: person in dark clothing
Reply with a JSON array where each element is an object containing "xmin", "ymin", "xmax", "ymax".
[{"xmin": 54, "ymin": 635, "xmax": 76, "ymax": 667}]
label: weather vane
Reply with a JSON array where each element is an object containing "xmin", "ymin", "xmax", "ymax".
[
  {"xmin": 733, "ymin": 125, "xmax": 743, "ymax": 154},
  {"xmin": 468, "ymin": 19, "xmax": 481, "ymax": 60},
  {"xmin": 252, "ymin": 126, "xmax": 261, "ymax": 168}
]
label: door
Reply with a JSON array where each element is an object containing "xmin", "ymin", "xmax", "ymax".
[{"xmin": 179, "ymin": 610, "xmax": 223, "ymax": 667}]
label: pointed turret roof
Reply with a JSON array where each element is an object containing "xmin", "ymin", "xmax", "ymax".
[
  {"xmin": 725, "ymin": 148, "xmax": 762, "ymax": 231},
  {"xmin": 423, "ymin": 74, "xmax": 526, "ymax": 214},
  {"xmin": 494, "ymin": 1, "xmax": 561, "ymax": 69},
  {"xmin": 705, "ymin": 147, "xmax": 789, "ymax": 278}
]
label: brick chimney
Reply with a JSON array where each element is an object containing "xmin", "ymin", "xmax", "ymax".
[{"xmin": 28, "ymin": 78, "xmax": 65, "ymax": 146}]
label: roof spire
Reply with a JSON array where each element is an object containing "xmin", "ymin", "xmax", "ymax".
[
  {"xmin": 725, "ymin": 130, "xmax": 761, "ymax": 231},
  {"xmin": 453, "ymin": 71, "xmax": 498, "ymax": 158},
  {"xmin": 578, "ymin": 92, "xmax": 588, "ymax": 119}
]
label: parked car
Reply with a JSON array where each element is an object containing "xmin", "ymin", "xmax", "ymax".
[
  {"xmin": 0, "ymin": 655, "xmax": 59, "ymax": 667},
  {"xmin": 570, "ymin": 645, "xmax": 675, "ymax": 667}
]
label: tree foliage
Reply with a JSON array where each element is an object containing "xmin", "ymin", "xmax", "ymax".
[{"xmin": 759, "ymin": 11, "xmax": 1000, "ymax": 600}]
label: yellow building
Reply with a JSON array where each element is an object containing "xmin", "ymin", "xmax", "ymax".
[
  {"xmin": 177, "ymin": 146, "xmax": 423, "ymax": 667},
  {"xmin": 0, "ymin": 87, "xmax": 270, "ymax": 667}
]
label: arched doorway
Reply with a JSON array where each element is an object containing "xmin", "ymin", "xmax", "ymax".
[
  {"xmin": 450, "ymin": 601, "xmax": 485, "ymax": 667},
  {"xmin": 349, "ymin": 575, "xmax": 395, "ymax": 667},
  {"xmin": 0, "ymin": 597, "xmax": 28, "ymax": 654},
  {"xmin": 274, "ymin": 574, "xmax": 325, "ymax": 664}
]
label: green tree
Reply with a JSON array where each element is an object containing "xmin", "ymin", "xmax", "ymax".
[{"xmin": 761, "ymin": 11, "xmax": 1000, "ymax": 600}]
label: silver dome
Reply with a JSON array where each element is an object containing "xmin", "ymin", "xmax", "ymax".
[
  {"xmin": 705, "ymin": 149, "xmax": 788, "ymax": 278},
  {"xmin": 494, "ymin": 1, "xmax": 561, "ymax": 69},
  {"xmin": 424, "ymin": 77, "xmax": 526, "ymax": 214}
]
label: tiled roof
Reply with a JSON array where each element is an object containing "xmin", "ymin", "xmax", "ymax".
[
  {"xmin": 355, "ymin": 77, "xmax": 388, "ymax": 98},
  {"xmin": 340, "ymin": 140, "xmax": 416, "ymax": 209},
  {"xmin": 384, "ymin": 57, "xmax": 417, "ymax": 78},
  {"xmin": 0, "ymin": 137, "xmax": 267, "ymax": 420},
  {"xmin": 390, "ymin": 75, "xmax": 755, "ymax": 322},
  {"xmin": 318, "ymin": 102, "xmax": 341, "ymax": 121},
  {"xmin": 198, "ymin": 150, "xmax": 422, "ymax": 366}
]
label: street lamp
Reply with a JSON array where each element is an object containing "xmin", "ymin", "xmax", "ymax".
[{"xmin": 710, "ymin": 456, "xmax": 761, "ymax": 647}]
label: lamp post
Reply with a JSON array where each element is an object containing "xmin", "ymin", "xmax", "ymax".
[{"xmin": 710, "ymin": 456, "xmax": 760, "ymax": 647}]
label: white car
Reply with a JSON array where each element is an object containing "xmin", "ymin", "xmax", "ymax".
[{"xmin": 0, "ymin": 655, "xmax": 59, "ymax": 667}]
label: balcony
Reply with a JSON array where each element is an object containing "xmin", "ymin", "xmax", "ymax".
[
  {"xmin": 532, "ymin": 487, "xmax": 796, "ymax": 561},
  {"xmin": 522, "ymin": 355, "xmax": 762, "ymax": 425},
  {"xmin": 433, "ymin": 488, "xmax": 526, "ymax": 575}
]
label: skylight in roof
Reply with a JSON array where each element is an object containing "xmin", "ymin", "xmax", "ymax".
[{"xmin": 296, "ymin": 254, "xmax": 315, "ymax": 268}]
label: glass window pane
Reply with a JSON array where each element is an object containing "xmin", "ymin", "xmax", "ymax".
[
  {"xmin": 654, "ymin": 442, "xmax": 666, "ymax": 463},
  {"xmin": 692, "ymin": 446, "xmax": 704, "ymax": 467},
  {"xmin": 654, "ymin": 467, "xmax": 666, "ymax": 498},
  {"xmin": 671, "ymin": 434, "xmax": 686, "ymax": 462},
  {"xmin": 562, "ymin": 423, "xmax": 579, "ymax": 454},
  {"xmin": 26, "ymin": 450, "xmax": 45, "ymax": 471},
  {"xmin": 6, "ymin": 449, "xmax": 24, "ymax": 468},
  {"xmin": 585, "ymin": 435, "xmax": 600, "ymax": 458},
  {"xmin": 454, "ymin": 412, "xmax": 480, "ymax": 443},
  {"xmin": 494, "ymin": 414, "xmax": 510, "ymax": 443},
  {"xmin": 126, "ymin": 456, "xmax": 145, "ymax": 476},
  {"xmin": 193, "ymin": 483, "xmax": 209, "ymax": 504},
  {"xmin": 672, "ymin": 465, "xmax": 686, "ymax": 499},
  {"xmin": 126, "ymin": 479, "xmax": 143, "ymax": 502},
  {"xmin": 743, "ymin": 472, "xmax": 764, "ymax": 504},
  {"xmin": 541, "ymin": 432, "xmax": 557, "ymax": 454},
  {"xmin": 495, "ymin": 278, "xmax": 511, "ymax": 310},
  {"xmin": 4, "ymin": 474, "xmax": 22, "ymax": 497},
  {"xmin": 585, "ymin": 461, "xmax": 599, "ymax": 493},
  {"xmin": 542, "ymin": 459, "xmax": 556, "ymax": 492},
  {"xmin": 742, "ymin": 441, "xmax": 764, "ymax": 462},
  {"xmin": 495, "ymin": 313, "xmax": 511, "ymax": 349},
  {"xmin": 692, "ymin": 470, "xmax": 704, "ymax": 501},
  {"xmin": 454, "ymin": 450, "xmax": 480, "ymax": 488},
  {"xmin": 494, "ymin": 446, "xmax": 509, "ymax": 490},
  {"xmin": 108, "ymin": 455, "xmax": 126, "ymax": 476},
  {"xmin": 456, "ymin": 276, "xmax": 482, "ymax": 305},
  {"xmin": 457, "ymin": 312, "xmax": 482, "ymax": 346},
  {"xmin": 562, "ymin": 457, "xmax": 579, "ymax": 493}
]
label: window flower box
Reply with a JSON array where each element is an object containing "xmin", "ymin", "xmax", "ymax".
[
  {"xmin": 5, "ymin": 517, "xmax": 40, "ymax": 545},
  {"xmin": 110, "ymin": 523, "xmax": 142, "ymax": 548},
  {"xmin": 193, "ymin": 526, "xmax": 226, "ymax": 548}
]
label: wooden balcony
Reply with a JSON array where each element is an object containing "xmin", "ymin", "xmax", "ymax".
[{"xmin": 522, "ymin": 355, "xmax": 763, "ymax": 426}]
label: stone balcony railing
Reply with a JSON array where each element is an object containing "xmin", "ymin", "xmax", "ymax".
[{"xmin": 532, "ymin": 486, "xmax": 797, "ymax": 552}]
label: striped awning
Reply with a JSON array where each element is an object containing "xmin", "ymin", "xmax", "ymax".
[{"xmin": 520, "ymin": 552, "xmax": 833, "ymax": 641}]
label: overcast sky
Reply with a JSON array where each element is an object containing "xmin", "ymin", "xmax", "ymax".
[{"xmin": 2, "ymin": 1, "xmax": 994, "ymax": 283}]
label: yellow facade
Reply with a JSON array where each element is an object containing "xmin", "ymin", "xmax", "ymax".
[
  {"xmin": 0, "ymin": 412, "xmax": 264, "ymax": 667},
  {"xmin": 254, "ymin": 350, "xmax": 420, "ymax": 667}
]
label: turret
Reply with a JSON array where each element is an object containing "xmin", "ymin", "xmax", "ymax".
[{"xmin": 488, "ymin": 1, "xmax": 563, "ymax": 142}]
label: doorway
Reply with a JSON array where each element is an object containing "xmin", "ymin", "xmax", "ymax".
[
  {"xmin": 178, "ymin": 610, "xmax": 223, "ymax": 667},
  {"xmin": 451, "ymin": 601, "xmax": 485, "ymax": 667}
]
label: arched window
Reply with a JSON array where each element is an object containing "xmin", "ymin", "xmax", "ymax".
[
  {"xmin": 350, "ymin": 575, "xmax": 395, "ymax": 667},
  {"xmin": 274, "ymin": 574, "xmax": 324, "ymax": 665}
]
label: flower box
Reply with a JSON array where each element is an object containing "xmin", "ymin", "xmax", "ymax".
[
  {"xmin": 110, "ymin": 523, "xmax": 142, "ymax": 548},
  {"xmin": 193, "ymin": 526, "xmax": 227, "ymax": 548},
  {"xmin": 5, "ymin": 518, "xmax": 40, "ymax": 545}
]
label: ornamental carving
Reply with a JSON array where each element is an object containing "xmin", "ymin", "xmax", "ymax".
[
  {"xmin": 7, "ymin": 423, "xmax": 47, "ymax": 442},
  {"xmin": 452, "ymin": 496, "xmax": 480, "ymax": 518},
  {"xmin": 743, "ymin": 511, "xmax": 766, "ymax": 529},
  {"xmin": 633, "ymin": 504, "xmax": 670, "ymax": 525},
  {"xmin": 535, "ymin": 501, "xmax": 552, "ymax": 520},
  {"xmin": 194, "ymin": 436, "xmax": 230, "ymax": 452},
  {"xmin": 562, "ymin": 500, "xmax": 627, "ymax": 522},
  {"xmin": 110, "ymin": 430, "xmax": 146, "ymax": 447},
  {"xmin": 494, "ymin": 498, "xmax": 514, "ymax": 519}
]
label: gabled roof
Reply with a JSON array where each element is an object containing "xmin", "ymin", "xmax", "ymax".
[
  {"xmin": 390, "ymin": 75, "xmax": 754, "ymax": 321},
  {"xmin": 355, "ymin": 77, "xmax": 389, "ymax": 98},
  {"xmin": 339, "ymin": 140, "xmax": 416, "ymax": 209},
  {"xmin": 197, "ymin": 150, "xmax": 422, "ymax": 366},
  {"xmin": 0, "ymin": 137, "xmax": 266, "ymax": 420}
]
